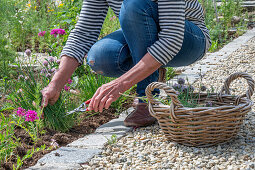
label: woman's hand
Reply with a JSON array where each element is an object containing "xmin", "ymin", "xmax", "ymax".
[
  {"xmin": 41, "ymin": 83, "xmax": 61, "ymax": 107},
  {"xmin": 41, "ymin": 55, "xmax": 79, "ymax": 107},
  {"xmin": 88, "ymin": 52, "xmax": 162, "ymax": 112},
  {"xmin": 88, "ymin": 79, "xmax": 129, "ymax": 112}
]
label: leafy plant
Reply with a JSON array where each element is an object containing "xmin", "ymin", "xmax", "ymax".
[
  {"xmin": 166, "ymin": 67, "xmax": 176, "ymax": 81},
  {"xmin": 41, "ymin": 93, "xmax": 77, "ymax": 132},
  {"xmin": 0, "ymin": 112, "xmax": 18, "ymax": 165},
  {"xmin": 13, "ymin": 145, "xmax": 46, "ymax": 170},
  {"xmin": 106, "ymin": 134, "xmax": 118, "ymax": 145}
]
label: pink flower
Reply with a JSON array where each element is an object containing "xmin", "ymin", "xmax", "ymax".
[
  {"xmin": 64, "ymin": 85, "xmax": 70, "ymax": 92},
  {"xmin": 38, "ymin": 31, "xmax": 46, "ymax": 37},
  {"xmin": 41, "ymin": 68, "xmax": 47, "ymax": 74},
  {"xmin": 25, "ymin": 110, "xmax": 39, "ymax": 122},
  {"xmin": 50, "ymin": 29, "xmax": 66, "ymax": 37},
  {"xmin": 110, "ymin": 16, "xmax": 116, "ymax": 21},
  {"xmin": 51, "ymin": 68, "xmax": 56, "ymax": 73},
  {"xmin": 17, "ymin": 89, "xmax": 23, "ymax": 93},
  {"xmin": 16, "ymin": 107, "xmax": 26, "ymax": 117},
  {"xmin": 46, "ymin": 73, "xmax": 51, "ymax": 78},
  {"xmin": 25, "ymin": 49, "xmax": 31, "ymax": 56},
  {"xmin": 43, "ymin": 60, "xmax": 48, "ymax": 66},
  {"xmin": 48, "ymin": 56, "xmax": 55, "ymax": 62},
  {"xmin": 50, "ymin": 139, "xmax": 59, "ymax": 148},
  {"xmin": 56, "ymin": 59, "xmax": 61, "ymax": 65},
  {"xmin": 49, "ymin": 68, "xmax": 56, "ymax": 73},
  {"xmin": 67, "ymin": 79, "xmax": 72, "ymax": 84},
  {"xmin": 18, "ymin": 75, "xmax": 24, "ymax": 80}
]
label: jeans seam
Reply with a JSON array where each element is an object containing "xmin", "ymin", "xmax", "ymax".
[
  {"xmin": 192, "ymin": 38, "xmax": 206, "ymax": 63},
  {"xmin": 145, "ymin": 6, "xmax": 153, "ymax": 44},
  {"xmin": 117, "ymin": 43, "xmax": 129, "ymax": 73}
]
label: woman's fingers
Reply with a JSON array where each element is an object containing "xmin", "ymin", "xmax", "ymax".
[
  {"xmin": 98, "ymin": 95, "xmax": 109, "ymax": 113},
  {"xmin": 105, "ymin": 97, "xmax": 115, "ymax": 110},
  {"xmin": 88, "ymin": 87, "xmax": 101, "ymax": 111},
  {"xmin": 92, "ymin": 86, "xmax": 112, "ymax": 112},
  {"xmin": 48, "ymin": 98, "xmax": 57, "ymax": 105},
  {"xmin": 89, "ymin": 80, "xmax": 123, "ymax": 112},
  {"xmin": 41, "ymin": 93, "xmax": 49, "ymax": 108}
]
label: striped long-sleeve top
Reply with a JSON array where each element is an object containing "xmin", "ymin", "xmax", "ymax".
[{"xmin": 61, "ymin": 0, "xmax": 211, "ymax": 65}]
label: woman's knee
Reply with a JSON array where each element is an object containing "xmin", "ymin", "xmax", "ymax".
[
  {"xmin": 86, "ymin": 42, "xmax": 107, "ymax": 74},
  {"xmin": 86, "ymin": 38, "xmax": 128, "ymax": 77}
]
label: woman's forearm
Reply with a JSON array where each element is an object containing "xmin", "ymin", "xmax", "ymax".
[
  {"xmin": 118, "ymin": 52, "xmax": 163, "ymax": 91},
  {"xmin": 50, "ymin": 55, "xmax": 79, "ymax": 91}
]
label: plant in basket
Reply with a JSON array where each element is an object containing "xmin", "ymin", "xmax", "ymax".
[
  {"xmin": 145, "ymin": 72, "xmax": 255, "ymax": 147},
  {"xmin": 160, "ymin": 77, "xmax": 216, "ymax": 109}
]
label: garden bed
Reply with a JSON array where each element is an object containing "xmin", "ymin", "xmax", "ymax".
[
  {"xmin": 0, "ymin": 63, "xmax": 133, "ymax": 169},
  {"xmin": 1, "ymin": 105, "xmax": 130, "ymax": 169}
]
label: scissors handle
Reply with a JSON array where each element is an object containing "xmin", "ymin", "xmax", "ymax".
[{"xmin": 85, "ymin": 99, "xmax": 91, "ymax": 105}]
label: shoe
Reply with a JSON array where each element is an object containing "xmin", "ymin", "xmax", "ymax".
[{"xmin": 124, "ymin": 103, "xmax": 157, "ymax": 127}]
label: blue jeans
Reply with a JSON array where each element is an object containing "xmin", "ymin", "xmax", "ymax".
[{"xmin": 87, "ymin": 0, "xmax": 206, "ymax": 97}]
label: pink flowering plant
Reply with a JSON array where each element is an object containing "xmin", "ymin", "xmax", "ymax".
[
  {"xmin": 37, "ymin": 28, "xmax": 68, "ymax": 57},
  {"xmin": 8, "ymin": 63, "xmax": 79, "ymax": 136},
  {"xmin": 40, "ymin": 56, "xmax": 59, "ymax": 80},
  {"xmin": 49, "ymin": 28, "xmax": 68, "ymax": 57},
  {"xmin": 13, "ymin": 106, "xmax": 41, "ymax": 142},
  {"xmin": 50, "ymin": 28, "xmax": 66, "ymax": 37}
]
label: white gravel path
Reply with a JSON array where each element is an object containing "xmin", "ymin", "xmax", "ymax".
[{"xmin": 81, "ymin": 38, "xmax": 255, "ymax": 170}]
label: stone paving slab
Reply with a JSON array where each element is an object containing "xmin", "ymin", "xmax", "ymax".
[
  {"xmin": 29, "ymin": 163, "xmax": 81, "ymax": 170},
  {"xmin": 68, "ymin": 109, "xmax": 134, "ymax": 149},
  {"xmin": 40, "ymin": 147, "xmax": 100, "ymax": 164},
  {"xmin": 28, "ymin": 108, "xmax": 134, "ymax": 169}
]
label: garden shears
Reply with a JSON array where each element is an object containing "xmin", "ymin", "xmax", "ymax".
[{"xmin": 64, "ymin": 99, "xmax": 91, "ymax": 117}]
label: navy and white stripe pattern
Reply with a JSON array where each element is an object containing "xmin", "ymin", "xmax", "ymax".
[{"xmin": 61, "ymin": 0, "xmax": 211, "ymax": 65}]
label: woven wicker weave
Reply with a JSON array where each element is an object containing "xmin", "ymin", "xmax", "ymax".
[{"xmin": 145, "ymin": 72, "xmax": 255, "ymax": 147}]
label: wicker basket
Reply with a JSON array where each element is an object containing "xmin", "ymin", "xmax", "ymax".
[{"xmin": 145, "ymin": 72, "xmax": 255, "ymax": 147}]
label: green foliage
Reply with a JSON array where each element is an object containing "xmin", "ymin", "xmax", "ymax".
[
  {"xmin": 166, "ymin": 67, "xmax": 176, "ymax": 81},
  {"xmin": 99, "ymin": 8, "xmax": 120, "ymax": 39},
  {"xmin": 78, "ymin": 65, "xmax": 113, "ymax": 101},
  {"xmin": 8, "ymin": 63, "xmax": 79, "ymax": 133},
  {"xmin": 0, "ymin": 0, "xmax": 17, "ymax": 78},
  {"xmin": 13, "ymin": 145, "xmax": 46, "ymax": 170},
  {"xmin": 42, "ymin": 93, "xmax": 77, "ymax": 132},
  {"xmin": 0, "ymin": 112, "xmax": 18, "ymax": 165},
  {"xmin": 199, "ymin": 0, "xmax": 246, "ymax": 52},
  {"xmin": 77, "ymin": 65, "xmax": 134, "ymax": 113},
  {"xmin": 106, "ymin": 134, "xmax": 118, "ymax": 145}
]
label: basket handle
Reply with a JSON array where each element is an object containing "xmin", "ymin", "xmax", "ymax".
[
  {"xmin": 220, "ymin": 72, "xmax": 255, "ymax": 103},
  {"xmin": 145, "ymin": 82, "xmax": 183, "ymax": 121}
]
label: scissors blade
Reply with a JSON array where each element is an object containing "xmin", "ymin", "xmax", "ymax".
[{"xmin": 64, "ymin": 99, "xmax": 91, "ymax": 117}]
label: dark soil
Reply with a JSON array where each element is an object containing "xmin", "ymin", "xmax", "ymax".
[{"xmin": 0, "ymin": 106, "xmax": 130, "ymax": 170}]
